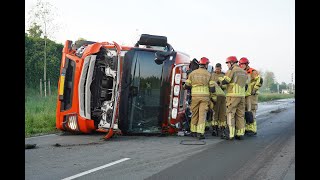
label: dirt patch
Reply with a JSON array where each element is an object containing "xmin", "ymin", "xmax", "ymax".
[{"xmin": 270, "ymin": 108, "xmax": 286, "ymax": 114}]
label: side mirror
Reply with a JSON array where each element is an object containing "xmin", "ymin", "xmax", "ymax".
[
  {"xmin": 154, "ymin": 44, "xmax": 174, "ymax": 65},
  {"xmin": 154, "ymin": 55, "xmax": 166, "ymax": 65}
]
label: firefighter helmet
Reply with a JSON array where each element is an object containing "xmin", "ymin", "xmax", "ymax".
[
  {"xmin": 199, "ymin": 57, "xmax": 210, "ymax": 65},
  {"xmin": 226, "ymin": 56, "xmax": 238, "ymax": 63},
  {"xmin": 239, "ymin": 57, "xmax": 249, "ymax": 64}
]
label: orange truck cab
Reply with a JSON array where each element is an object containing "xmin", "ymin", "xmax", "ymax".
[{"xmin": 56, "ymin": 34, "xmax": 191, "ymax": 139}]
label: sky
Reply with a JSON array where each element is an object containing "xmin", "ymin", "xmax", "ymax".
[{"xmin": 25, "ymin": 0, "xmax": 295, "ymax": 84}]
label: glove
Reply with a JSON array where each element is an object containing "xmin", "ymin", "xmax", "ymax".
[
  {"xmin": 245, "ymin": 84, "xmax": 248, "ymax": 91},
  {"xmin": 210, "ymin": 86, "xmax": 216, "ymax": 93},
  {"xmin": 251, "ymin": 89, "xmax": 257, "ymax": 95},
  {"xmin": 217, "ymin": 81, "xmax": 221, "ymax": 85}
]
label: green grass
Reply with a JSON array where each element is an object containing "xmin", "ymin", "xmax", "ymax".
[
  {"xmin": 25, "ymin": 88, "xmax": 59, "ymax": 137},
  {"xmin": 258, "ymin": 93, "xmax": 294, "ymax": 102}
]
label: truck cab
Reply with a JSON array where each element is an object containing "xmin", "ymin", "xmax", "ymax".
[{"xmin": 56, "ymin": 34, "xmax": 191, "ymax": 139}]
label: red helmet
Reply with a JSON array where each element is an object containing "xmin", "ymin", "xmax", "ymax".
[
  {"xmin": 199, "ymin": 57, "xmax": 210, "ymax": 65},
  {"xmin": 226, "ymin": 56, "xmax": 238, "ymax": 63},
  {"xmin": 239, "ymin": 57, "xmax": 249, "ymax": 64}
]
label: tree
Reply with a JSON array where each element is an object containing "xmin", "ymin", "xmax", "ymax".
[
  {"xmin": 27, "ymin": 0, "xmax": 58, "ymax": 97},
  {"xmin": 77, "ymin": 37, "xmax": 87, "ymax": 41},
  {"xmin": 263, "ymin": 71, "xmax": 276, "ymax": 92},
  {"xmin": 279, "ymin": 82, "xmax": 287, "ymax": 92},
  {"xmin": 75, "ymin": 37, "xmax": 88, "ymax": 47},
  {"xmin": 27, "ymin": 0, "xmax": 58, "ymax": 39},
  {"xmin": 27, "ymin": 22, "xmax": 43, "ymax": 38},
  {"xmin": 270, "ymin": 82, "xmax": 278, "ymax": 93},
  {"xmin": 25, "ymin": 34, "xmax": 63, "ymax": 90}
]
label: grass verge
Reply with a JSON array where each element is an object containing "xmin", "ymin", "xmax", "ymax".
[
  {"xmin": 258, "ymin": 93, "xmax": 294, "ymax": 102},
  {"xmin": 25, "ymin": 88, "xmax": 59, "ymax": 137}
]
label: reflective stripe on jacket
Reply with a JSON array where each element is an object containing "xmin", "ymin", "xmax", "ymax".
[
  {"xmin": 245, "ymin": 67, "xmax": 262, "ymax": 96},
  {"xmin": 220, "ymin": 64, "xmax": 247, "ymax": 97},
  {"xmin": 185, "ymin": 68, "xmax": 213, "ymax": 96}
]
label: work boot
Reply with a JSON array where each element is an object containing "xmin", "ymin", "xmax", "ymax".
[
  {"xmin": 235, "ymin": 135, "xmax": 244, "ymax": 140},
  {"xmin": 224, "ymin": 127, "xmax": 229, "ymax": 138},
  {"xmin": 245, "ymin": 130, "xmax": 253, "ymax": 136},
  {"xmin": 225, "ymin": 136, "xmax": 234, "ymax": 140},
  {"xmin": 224, "ymin": 127, "xmax": 234, "ymax": 140},
  {"xmin": 212, "ymin": 125, "xmax": 218, "ymax": 136},
  {"xmin": 246, "ymin": 131, "xmax": 256, "ymax": 136},
  {"xmin": 220, "ymin": 127, "xmax": 226, "ymax": 139},
  {"xmin": 198, "ymin": 134, "xmax": 205, "ymax": 140},
  {"xmin": 190, "ymin": 132, "xmax": 197, "ymax": 137}
]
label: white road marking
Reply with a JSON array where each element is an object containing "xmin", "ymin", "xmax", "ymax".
[{"xmin": 61, "ymin": 158, "xmax": 130, "ymax": 180}]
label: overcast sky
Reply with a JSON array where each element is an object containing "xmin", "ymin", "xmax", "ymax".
[{"xmin": 25, "ymin": 0, "xmax": 295, "ymax": 84}]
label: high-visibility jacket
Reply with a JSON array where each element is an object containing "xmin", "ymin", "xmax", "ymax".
[
  {"xmin": 219, "ymin": 64, "xmax": 247, "ymax": 97},
  {"xmin": 184, "ymin": 68, "xmax": 214, "ymax": 96},
  {"xmin": 245, "ymin": 67, "xmax": 262, "ymax": 96},
  {"xmin": 210, "ymin": 72, "xmax": 226, "ymax": 102}
]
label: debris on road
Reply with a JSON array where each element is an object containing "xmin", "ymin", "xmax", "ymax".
[{"xmin": 25, "ymin": 144, "xmax": 37, "ymax": 149}]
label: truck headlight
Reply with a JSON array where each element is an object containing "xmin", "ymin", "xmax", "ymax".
[
  {"xmin": 172, "ymin": 108, "xmax": 178, "ymax": 119},
  {"xmin": 174, "ymin": 85, "xmax": 180, "ymax": 96},
  {"xmin": 175, "ymin": 74, "xmax": 181, "ymax": 84},
  {"xmin": 67, "ymin": 114, "xmax": 78, "ymax": 130},
  {"xmin": 172, "ymin": 97, "xmax": 179, "ymax": 108}
]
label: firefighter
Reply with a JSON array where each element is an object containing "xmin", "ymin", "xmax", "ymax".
[
  {"xmin": 184, "ymin": 57, "xmax": 215, "ymax": 140},
  {"xmin": 205, "ymin": 66, "xmax": 214, "ymax": 132},
  {"xmin": 210, "ymin": 63, "xmax": 227, "ymax": 138},
  {"xmin": 218, "ymin": 56, "xmax": 247, "ymax": 140},
  {"xmin": 239, "ymin": 57, "xmax": 262, "ymax": 136}
]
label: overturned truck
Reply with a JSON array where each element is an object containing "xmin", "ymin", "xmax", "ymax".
[{"xmin": 56, "ymin": 34, "xmax": 191, "ymax": 139}]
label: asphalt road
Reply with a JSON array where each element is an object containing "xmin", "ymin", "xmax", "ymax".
[{"xmin": 25, "ymin": 98, "xmax": 295, "ymax": 180}]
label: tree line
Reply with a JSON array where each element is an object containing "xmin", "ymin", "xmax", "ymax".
[
  {"xmin": 258, "ymin": 70, "xmax": 294, "ymax": 93},
  {"xmin": 25, "ymin": 31, "xmax": 292, "ymax": 95},
  {"xmin": 25, "ymin": 31, "xmax": 63, "ymax": 90},
  {"xmin": 25, "ymin": 22, "xmax": 292, "ymax": 94},
  {"xmin": 26, "ymin": 0, "xmax": 293, "ymax": 96}
]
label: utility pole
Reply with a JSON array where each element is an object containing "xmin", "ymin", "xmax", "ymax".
[
  {"xmin": 44, "ymin": 22, "xmax": 47, "ymax": 97},
  {"xmin": 48, "ymin": 78, "xmax": 51, "ymax": 96},
  {"xmin": 291, "ymin": 72, "xmax": 294, "ymax": 93},
  {"xmin": 40, "ymin": 78, "xmax": 42, "ymax": 97}
]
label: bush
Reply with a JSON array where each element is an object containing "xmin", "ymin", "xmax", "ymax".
[{"xmin": 258, "ymin": 93, "xmax": 294, "ymax": 102}]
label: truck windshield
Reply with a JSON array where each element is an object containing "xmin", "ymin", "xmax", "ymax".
[{"xmin": 128, "ymin": 50, "xmax": 162, "ymax": 133}]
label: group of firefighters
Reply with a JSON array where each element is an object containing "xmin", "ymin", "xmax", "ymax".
[{"xmin": 184, "ymin": 56, "xmax": 263, "ymax": 140}]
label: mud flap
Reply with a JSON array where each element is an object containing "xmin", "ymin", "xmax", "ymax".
[{"xmin": 104, "ymin": 128, "xmax": 114, "ymax": 140}]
